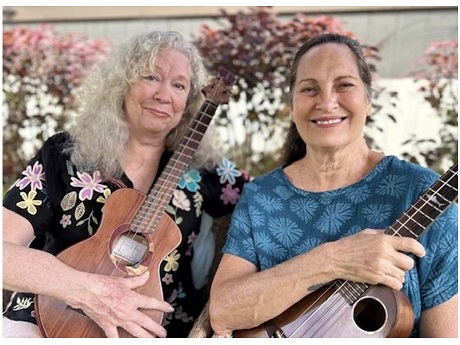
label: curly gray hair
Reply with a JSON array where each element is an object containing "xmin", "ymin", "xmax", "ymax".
[{"xmin": 67, "ymin": 30, "xmax": 221, "ymax": 178}]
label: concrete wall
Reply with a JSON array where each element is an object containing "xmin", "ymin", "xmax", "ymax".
[
  {"xmin": 3, "ymin": 6, "xmax": 458, "ymax": 168},
  {"xmin": 3, "ymin": 6, "xmax": 458, "ymax": 78}
]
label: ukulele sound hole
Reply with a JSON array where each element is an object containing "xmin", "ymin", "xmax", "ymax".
[
  {"xmin": 111, "ymin": 232, "xmax": 149, "ymax": 268},
  {"xmin": 353, "ymin": 296, "xmax": 386, "ymax": 332}
]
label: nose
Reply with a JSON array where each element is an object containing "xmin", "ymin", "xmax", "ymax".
[
  {"xmin": 316, "ymin": 89, "xmax": 338, "ymax": 112},
  {"xmin": 153, "ymin": 84, "xmax": 171, "ymax": 104}
]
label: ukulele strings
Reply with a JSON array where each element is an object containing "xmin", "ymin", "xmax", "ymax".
[
  {"xmin": 388, "ymin": 166, "xmax": 457, "ymax": 239},
  {"xmin": 135, "ymin": 75, "xmax": 223, "ymax": 235},
  {"xmin": 288, "ymin": 281, "xmax": 362, "ymax": 337},
  {"xmin": 287, "ymin": 166, "xmax": 457, "ymax": 337},
  {"xmin": 111, "ymin": 75, "xmax": 225, "ymax": 276}
]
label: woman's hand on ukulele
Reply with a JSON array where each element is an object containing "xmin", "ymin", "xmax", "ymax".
[
  {"xmin": 326, "ymin": 229, "xmax": 426, "ymax": 291},
  {"xmin": 70, "ymin": 271, "xmax": 174, "ymax": 338}
]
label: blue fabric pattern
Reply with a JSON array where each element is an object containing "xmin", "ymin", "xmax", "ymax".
[{"xmin": 223, "ymin": 155, "xmax": 458, "ymax": 337}]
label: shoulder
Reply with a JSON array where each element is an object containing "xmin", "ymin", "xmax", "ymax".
[
  {"xmin": 41, "ymin": 132, "xmax": 72, "ymax": 157},
  {"xmin": 382, "ymin": 155, "xmax": 440, "ymax": 183},
  {"xmin": 377, "ymin": 156, "xmax": 452, "ymax": 208},
  {"xmin": 241, "ymin": 167, "xmax": 283, "ymax": 193}
]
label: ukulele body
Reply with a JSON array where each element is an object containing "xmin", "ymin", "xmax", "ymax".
[
  {"xmin": 234, "ymin": 283, "xmax": 414, "ymax": 338},
  {"xmin": 234, "ymin": 162, "xmax": 458, "ymax": 338},
  {"xmin": 35, "ymin": 188, "xmax": 182, "ymax": 338},
  {"xmin": 33, "ymin": 69, "xmax": 238, "ymax": 338}
]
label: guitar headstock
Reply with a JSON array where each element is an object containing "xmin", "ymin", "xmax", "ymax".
[{"xmin": 203, "ymin": 68, "xmax": 237, "ymax": 105}]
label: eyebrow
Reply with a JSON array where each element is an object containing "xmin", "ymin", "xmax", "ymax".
[
  {"xmin": 297, "ymin": 75, "xmax": 359, "ymax": 84},
  {"xmin": 152, "ymin": 64, "xmax": 191, "ymax": 84}
]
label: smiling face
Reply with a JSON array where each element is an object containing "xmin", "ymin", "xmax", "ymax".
[
  {"xmin": 291, "ymin": 43, "xmax": 372, "ymax": 153},
  {"xmin": 124, "ymin": 49, "xmax": 191, "ymax": 143}
]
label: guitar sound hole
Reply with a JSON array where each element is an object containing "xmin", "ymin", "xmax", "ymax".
[
  {"xmin": 111, "ymin": 232, "xmax": 149, "ymax": 268},
  {"xmin": 353, "ymin": 297, "xmax": 386, "ymax": 332}
]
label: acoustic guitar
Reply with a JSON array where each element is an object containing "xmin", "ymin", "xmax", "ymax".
[
  {"xmin": 234, "ymin": 161, "xmax": 458, "ymax": 338},
  {"xmin": 35, "ymin": 69, "xmax": 236, "ymax": 338}
]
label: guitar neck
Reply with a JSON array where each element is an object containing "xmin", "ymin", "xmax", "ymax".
[
  {"xmin": 134, "ymin": 100, "xmax": 218, "ymax": 230},
  {"xmin": 384, "ymin": 162, "xmax": 458, "ymax": 239},
  {"xmin": 337, "ymin": 161, "xmax": 458, "ymax": 304}
]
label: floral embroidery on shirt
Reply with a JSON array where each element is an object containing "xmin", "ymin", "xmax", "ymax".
[
  {"xmin": 60, "ymin": 214, "xmax": 72, "ymax": 228},
  {"xmin": 178, "ymin": 169, "xmax": 202, "ymax": 192},
  {"xmin": 186, "ymin": 232, "xmax": 197, "ymax": 256},
  {"xmin": 176, "ymin": 282, "xmax": 186, "ymax": 299},
  {"xmin": 172, "ymin": 190, "xmax": 191, "ymax": 211},
  {"xmin": 76, "ymin": 210, "xmax": 99, "ymax": 236},
  {"xmin": 16, "ymin": 191, "xmax": 42, "ymax": 215},
  {"xmin": 174, "ymin": 305, "xmax": 193, "ymax": 323},
  {"xmin": 16, "ymin": 161, "xmax": 46, "ymax": 192},
  {"xmin": 70, "ymin": 171, "xmax": 107, "ymax": 201},
  {"xmin": 167, "ymin": 190, "xmax": 192, "ymax": 224},
  {"xmin": 60, "ymin": 191, "xmax": 77, "ymax": 211},
  {"xmin": 3, "ymin": 133, "xmax": 251, "ymax": 336},
  {"xmin": 162, "ymin": 273, "xmax": 174, "ymax": 285},
  {"xmin": 96, "ymin": 188, "xmax": 112, "ymax": 205},
  {"xmin": 216, "ymin": 158, "xmax": 242, "ymax": 185},
  {"xmin": 193, "ymin": 192, "xmax": 203, "ymax": 217},
  {"xmin": 12, "ymin": 296, "xmax": 34, "ymax": 311},
  {"xmin": 164, "ymin": 249, "xmax": 180, "ymax": 272},
  {"xmin": 220, "ymin": 183, "xmax": 241, "ymax": 205}
]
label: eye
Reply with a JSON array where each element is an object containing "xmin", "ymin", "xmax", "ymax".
[
  {"xmin": 300, "ymin": 86, "xmax": 318, "ymax": 96},
  {"xmin": 336, "ymin": 82, "xmax": 354, "ymax": 92},
  {"xmin": 144, "ymin": 75, "xmax": 159, "ymax": 82},
  {"xmin": 174, "ymin": 82, "xmax": 187, "ymax": 91}
]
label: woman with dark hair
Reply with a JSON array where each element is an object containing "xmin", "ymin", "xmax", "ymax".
[
  {"xmin": 3, "ymin": 30, "xmax": 249, "ymax": 338},
  {"xmin": 209, "ymin": 33, "xmax": 457, "ymax": 338}
]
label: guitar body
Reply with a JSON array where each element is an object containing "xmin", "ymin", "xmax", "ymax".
[
  {"xmin": 234, "ymin": 163, "xmax": 458, "ymax": 338},
  {"xmin": 35, "ymin": 188, "xmax": 182, "ymax": 338},
  {"xmin": 235, "ymin": 284, "xmax": 414, "ymax": 338},
  {"xmin": 33, "ymin": 70, "xmax": 237, "ymax": 338}
]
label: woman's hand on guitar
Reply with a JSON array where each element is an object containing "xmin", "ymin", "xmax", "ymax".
[
  {"xmin": 326, "ymin": 229, "xmax": 426, "ymax": 291},
  {"xmin": 70, "ymin": 271, "xmax": 174, "ymax": 338}
]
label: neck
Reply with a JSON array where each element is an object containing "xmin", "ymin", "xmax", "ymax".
[
  {"xmin": 118, "ymin": 140, "xmax": 166, "ymax": 193},
  {"xmin": 286, "ymin": 140, "xmax": 384, "ymax": 192}
]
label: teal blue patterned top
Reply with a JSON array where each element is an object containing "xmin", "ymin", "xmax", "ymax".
[{"xmin": 223, "ymin": 155, "xmax": 458, "ymax": 337}]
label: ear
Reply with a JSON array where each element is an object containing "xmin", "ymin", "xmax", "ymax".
[
  {"xmin": 288, "ymin": 104, "xmax": 294, "ymax": 120},
  {"xmin": 365, "ymin": 99, "xmax": 372, "ymax": 117}
]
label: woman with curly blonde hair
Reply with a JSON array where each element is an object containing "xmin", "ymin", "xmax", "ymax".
[{"xmin": 3, "ymin": 30, "xmax": 249, "ymax": 338}]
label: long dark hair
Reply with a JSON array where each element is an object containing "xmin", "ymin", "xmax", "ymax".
[{"xmin": 281, "ymin": 33, "xmax": 373, "ymax": 166}]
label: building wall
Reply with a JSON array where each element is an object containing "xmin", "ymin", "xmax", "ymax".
[
  {"xmin": 3, "ymin": 6, "xmax": 458, "ymax": 78},
  {"xmin": 3, "ymin": 6, "xmax": 458, "ymax": 168}
]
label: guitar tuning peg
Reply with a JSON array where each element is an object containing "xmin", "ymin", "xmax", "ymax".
[{"xmin": 218, "ymin": 68, "xmax": 237, "ymax": 86}]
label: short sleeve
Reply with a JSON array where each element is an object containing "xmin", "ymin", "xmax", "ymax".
[
  {"xmin": 3, "ymin": 137, "xmax": 65, "ymax": 237},
  {"xmin": 222, "ymin": 185, "xmax": 260, "ymax": 267},
  {"xmin": 418, "ymin": 202, "xmax": 458, "ymax": 310}
]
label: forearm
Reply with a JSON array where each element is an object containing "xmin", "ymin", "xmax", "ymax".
[
  {"xmin": 210, "ymin": 245, "xmax": 335, "ymax": 335},
  {"xmin": 419, "ymin": 295, "xmax": 458, "ymax": 337},
  {"xmin": 3, "ymin": 241, "xmax": 86, "ymax": 305}
]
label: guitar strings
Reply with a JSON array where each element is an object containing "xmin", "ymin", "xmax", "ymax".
[
  {"xmin": 134, "ymin": 77, "xmax": 223, "ymax": 234},
  {"xmin": 108, "ymin": 75, "xmax": 227, "ymax": 276},
  {"xmin": 388, "ymin": 164, "xmax": 457, "ymax": 239},
  {"xmin": 288, "ymin": 281, "xmax": 355, "ymax": 337},
  {"xmin": 284, "ymin": 163, "xmax": 457, "ymax": 337}
]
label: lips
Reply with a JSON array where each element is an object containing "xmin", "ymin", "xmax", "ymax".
[
  {"xmin": 145, "ymin": 107, "xmax": 170, "ymax": 117},
  {"xmin": 312, "ymin": 117, "xmax": 346, "ymax": 125}
]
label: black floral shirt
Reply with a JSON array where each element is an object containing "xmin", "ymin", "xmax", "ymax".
[{"xmin": 3, "ymin": 132, "xmax": 250, "ymax": 337}]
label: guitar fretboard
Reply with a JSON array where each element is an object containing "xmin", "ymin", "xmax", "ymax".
[
  {"xmin": 338, "ymin": 162, "xmax": 458, "ymax": 305},
  {"xmin": 385, "ymin": 162, "xmax": 458, "ymax": 239},
  {"xmin": 132, "ymin": 100, "xmax": 218, "ymax": 233}
]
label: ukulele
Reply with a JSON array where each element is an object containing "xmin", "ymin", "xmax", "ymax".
[
  {"xmin": 35, "ymin": 69, "xmax": 236, "ymax": 338},
  {"xmin": 234, "ymin": 161, "xmax": 458, "ymax": 338}
]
